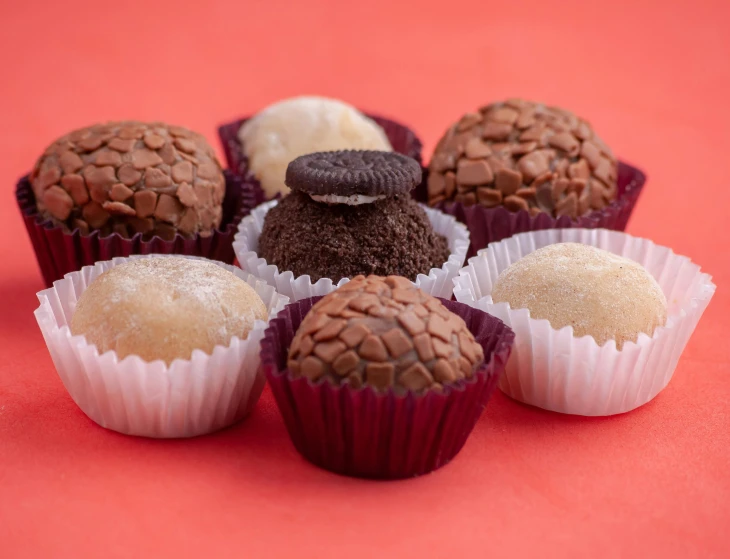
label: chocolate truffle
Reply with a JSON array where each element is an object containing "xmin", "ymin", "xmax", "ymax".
[
  {"xmin": 428, "ymin": 99, "xmax": 618, "ymax": 219},
  {"xmin": 287, "ymin": 275, "xmax": 485, "ymax": 393},
  {"xmin": 31, "ymin": 121, "xmax": 226, "ymax": 240},
  {"xmin": 258, "ymin": 151, "xmax": 450, "ymax": 282},
  {"xmin": 492, "ymin": 243, "xmax": 667, "ymax": 348},
  {"xmin": 239, "ymin": 96, "xmax": 392, "ymax": 198},
  {"xmin": 71, "ymin": 257, "xmax": 267, "ymax": 364}
]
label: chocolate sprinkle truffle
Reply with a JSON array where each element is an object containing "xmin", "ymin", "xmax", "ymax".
[
  {"xmin": 30, "ymin": 121, "xmax": 226, "ymax": 240},
  {"xmin": 258, "ymin": 151, "xmax": 450, "ymax": 282},
  {"xmin": 492, "ymin": 243, "xmax": 667, "ymax": 348},
  {"xmin": 428, "ymin": 99, "xmax": 618, "ymax": 219},
  {"xmin": 287, "ymin": 275, "xmax": 485, "ymax": 393}
]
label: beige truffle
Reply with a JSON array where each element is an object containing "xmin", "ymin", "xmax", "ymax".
[
  {"xmin": 239, "ymin": 96, "xmax": 392, "ymax": 197},
  {"xmin": 492, "ymin": 243, "xmax": 667, "ymax": 348},
  {"xmin": 71, "ymin": 257, "xmax": 267, "ymax": 364}
]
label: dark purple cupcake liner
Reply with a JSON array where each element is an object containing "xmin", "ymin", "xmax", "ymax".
[
  {"xmin": 261, "ymin": 296, "xmax": 515, "ymax": 480},
  {"xmin": 218, "ymin": 113, "xmax": 423, "ymax": 203},
  {"xmin": 16, "ymin": 170, "xmax": 257, "ymax": 287},
  {"xmin": 413, "ymin": 161, "xmax": 646, "ymax": 257}
]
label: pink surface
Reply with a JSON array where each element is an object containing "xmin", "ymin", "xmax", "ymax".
[{"xmin": 1, "ymin": 0, "xmax": 729, "ymax": 557}]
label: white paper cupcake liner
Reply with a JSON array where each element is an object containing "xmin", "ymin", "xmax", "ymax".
[
  {"xmin": 453, "ymin": 228, "xmax": 716, "ymax": 416},
  {"xmin": 34, "ymin": 254, "xmax": 289, "ymax": 438},
  {"xmin": 233, "ymin": 199, "xmax": 470, "ymax": 301}
]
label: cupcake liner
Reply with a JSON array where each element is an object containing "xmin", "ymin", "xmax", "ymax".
[
  {"xmin": 453, "ymin": 228, "xmax": 716, "ymax": 416},
  {"xmin": 16, "ymin": 170, "xmax": 257, "ymax": 288},
  {"xmin": 413, "ymin": 161, "xmax": 645, "ymax": 257},
  {"xmin": 261, "ymin": 296, "xmax": 514, "ymax": 479},
  {"xmin": 233, "ymin": 200, "xmax": 470, "ymax": 301},
  {"xmin": 217, "ymin": 113, "xmax": 423, "ymax": 202},
  {"xmin": 34, "ymin": 254, "xmax": 289, "ymax": 438}
]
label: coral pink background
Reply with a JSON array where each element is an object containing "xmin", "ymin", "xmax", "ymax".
[{"xmin": 1, "ymin": 0, "xmax": 728, "ymax": 557}]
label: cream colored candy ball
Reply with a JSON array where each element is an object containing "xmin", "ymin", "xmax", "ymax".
[
  {"xmin": 492, "ymin": 243, "xmax": 667, "ymax": 348},
  {"xmin": 71, "ymin": 257, "xmax": 267, "ymax": 364},
  {"xmin": 239, "ymin": 96, "xmax": 393, "ymax": 197}
]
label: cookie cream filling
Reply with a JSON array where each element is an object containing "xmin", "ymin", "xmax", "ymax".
[{"xmin": 309, "ymin": 193, "xmax": 385, "ymax": 205}]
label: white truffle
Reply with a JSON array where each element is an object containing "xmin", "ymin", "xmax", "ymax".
[
  {"xmin": 71, "ymin": 257, "xmax": 267, "ymax": 364},
  {"xmin": 239, "ymin": 96, "xmax": 393, "ymax": 197},
  {"xmin": 492, "ymin": 243, "xmax": 668, "ymax": 348}
]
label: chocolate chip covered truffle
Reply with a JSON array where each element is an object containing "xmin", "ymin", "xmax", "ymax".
[
  {"xmin": 71, "ymin": 257, "xmax": 267, "ymax": 364},
  {"xmin": 258, "ymin": 151, "xmax": 450, "ymax": 282},
  {"xmin": 287, "ymin": 275, "xmax": 484, "ymax": 393},
  {"xmin": 428, "ymin": 100, "xmax": 618, "ymax": 219},
  {"xmin": 31, "ymin": 121, "xmax": 226, "ymax": 240},
  {"xmin": 492, "ymin": 243, "xmax": 667, "ymax": 348}
]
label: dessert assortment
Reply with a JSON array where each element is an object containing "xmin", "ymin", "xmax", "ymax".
[{"xmin": 23, "ymin": 96, "xmax": 714, "ymax": 476}]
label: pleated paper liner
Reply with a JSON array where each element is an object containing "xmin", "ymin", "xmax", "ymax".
[
  {"xmin": 217, "ymin": 113, "xmax": 423, "ymax": 202},
  {"xmin": 233, "ymin": 200, "xmax": 470, "ymax": 302},
  {"xmin": 261, "ymin": 296, "xmax": 515, "ymax": 479},
  {"xmin": 34, "ymin": 254, "xmax": 289, "ymax": 438},
  {"xmin": 16, "ymin": 170, "xmax": 257, "ymax": 288},
  {"xmin": 413, "ymin": 161, "xmax": 645, "ymax": 257},
  {"xmin": 453, "ymin": 228, "xmax": 716, "ymax": 416}
]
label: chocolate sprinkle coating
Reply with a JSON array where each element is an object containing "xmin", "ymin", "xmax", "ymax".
[
  {"xmin": 258, "ymin": 192, "xmax": 450, "ymax": 282},
  {"xmin": 285, "ymin": 150, "xmax": 421, "ymax": 197},
  {"xmin": 287, "ymin": 275, "xmax": 485, "ymax": 394},
  {"xmin": 30, "ymin": 121, "xmax": 226, "ymax": 240},
  {"xmin": 428, "ymin": 99, "xmax": 619, "ymax": 219}
]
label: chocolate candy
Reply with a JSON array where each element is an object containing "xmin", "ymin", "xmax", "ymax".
[
  {"xmin": 287, "ymin": 276, "xmax": 485, "ymax": 393},
  {"xmin": 427, "ymin": 100, "xmax": 619, "ymax": 219},
  {"xmin": 286, "ymin": 150, "xmax": 421, "ymax": 198},
  {"xmin": 258, "ymin": 150, "xmax": 449, "ymax": 282},
  {"xmin": 30, "ymin": 121, "xmax": 226, "ymax": 240}
]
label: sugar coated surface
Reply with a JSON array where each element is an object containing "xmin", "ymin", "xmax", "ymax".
[
  {"xmin": 71, "ymin": 257, "xmax": 267, "ymax": 364},
  {"xmin": 492, "ymin": 242, "xmax": 668, "ymax": 348}
]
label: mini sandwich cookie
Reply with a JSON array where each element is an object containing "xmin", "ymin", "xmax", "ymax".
[{"xmin": 258, "ymin": 150, "xmax": 450, "ymax": 282}]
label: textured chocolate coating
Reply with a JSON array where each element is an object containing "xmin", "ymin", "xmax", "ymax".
[
  {"xmin": 286, "ymin": 150, "xmax": 421, "ymax": 197},
  {"xmin": 428, "ymin": 99, "xmax": 618, "ymax": 219},
  {"xmin": 287, "ymin": 275, "xmax": 485, "ymax": 393},
  {"xmin": 258, "ymin": 192, "xmax": 450, "ymax": 282},
  {"xmin": 30, "ymin": 121, "xmax": 226, "ymax": 240}
]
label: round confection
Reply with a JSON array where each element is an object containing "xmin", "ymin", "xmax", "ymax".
[
  {"xmin": 491, "ymin": 243, "xmax": 667, "ymax": 348},
  {"xmin": 239, "ymin": 96, "xmax": 393, "ymax": 198},
  {"xmin": 427, "ymin": 99, "xmax": 618, "ymax": 219},
  {"xmin": 287, "ymin": 275, "xmax": 485, "ymax": 393},
  {"xmin": 258, "ymin": 191, "xmax": 450, "ymax": 282},
  {"xmin": 70, "ymin": 257, "xmax": 267, "ymax": 364},
  {"xmin": 286, "ymin": 150, "xmax": 421, "ymax": 199},
  {"xmin": 30, "ymin": 121, "xmax": 226, "ymax": 241}
]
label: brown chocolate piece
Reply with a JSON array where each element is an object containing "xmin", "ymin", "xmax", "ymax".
[
  {"xmin": 29, "ymin": 121, "xmax": 225, "ymax": 240},
  {"xmin": 287, "ymin": 276, "xmax": 485, "ymax": 394},
  {"xmin": 428, "ymin": 100, "xmax": 619, "ymax": 219}
]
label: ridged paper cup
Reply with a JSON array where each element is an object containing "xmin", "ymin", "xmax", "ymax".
[
  {"xmin": 233, "ymin": 200, "xmax": 470, "ymax": 301},
  {"xmin": 34, "ymin": 254, "xmax": 289, "ymax": 438},
  {"xmin": 453, "ymin": 228, "xmax": 716, "ymax": 416},
  {"xmin": 414, "ymin": 161, "xmax": 645, "ymax": 257},
  {"xmin": 218, "ymin": 113, "xmax": 423, "ymax": 202},
  {"xmin": 261, "ymin": 296, "xmax": 514, "ymax": 479},
  {"xmin": 16, "ymin": 170, "xmax": 257, "ymax": 288}
]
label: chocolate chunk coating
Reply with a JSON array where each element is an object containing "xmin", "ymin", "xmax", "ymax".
[
  {"xmin": 30, "ymin": 121, "xmax": 226, "ymax": 240},
  {"xmin": 258, "ymin": 192, "xmax": 450, "ymax": 282},
  {"xmin": 428, "ymin": 99, "xmax": 619, "ymax": 219},
  {"xmin": 287, "ymin": 276, "xmax": 485, "ymax": 393},
  {"xmin": 286, "ymin": 150, "xmax": 421, "ymax": 197}
]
